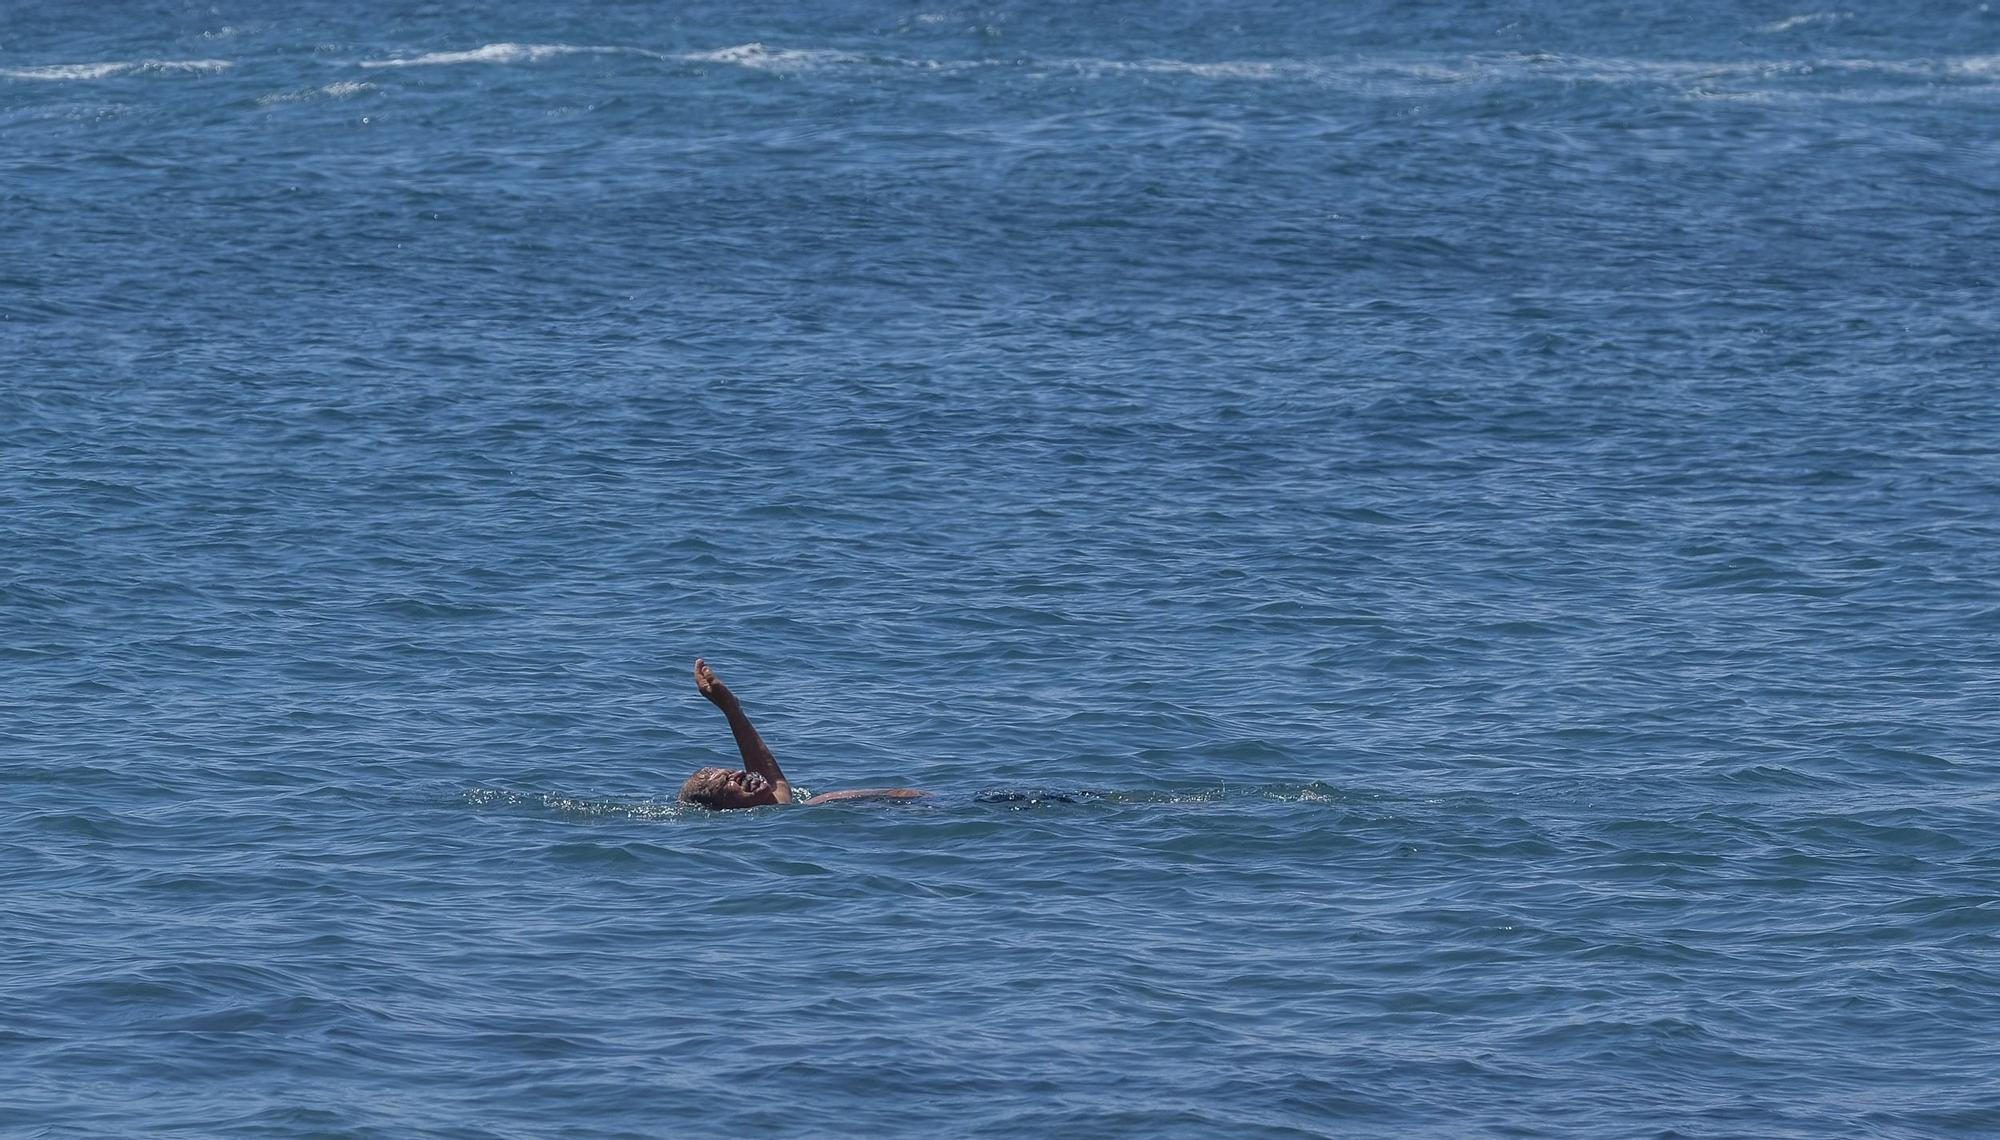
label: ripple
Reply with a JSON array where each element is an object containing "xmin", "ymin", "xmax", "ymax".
[{"xmin": 8, "ymin": 3, "xmax": 2000, "ymax": 1135}]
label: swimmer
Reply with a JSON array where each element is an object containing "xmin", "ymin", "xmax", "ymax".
[{"xmin": 679, "ymin": 659, "xmax": 929, "ymax": 810}]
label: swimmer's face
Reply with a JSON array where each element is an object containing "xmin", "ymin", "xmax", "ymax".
[{"xmin": 679, "ymin": 767, "xmax": 777, "ymax": 810}]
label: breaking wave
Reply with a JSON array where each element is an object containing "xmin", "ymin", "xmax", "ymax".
[
  {"xmin": 0, "ymin": 59, "xmax": 231, "ymax": 81},
  {"xmin": 359, "ymin": 43, "xmax": 665, "ymax": 68}
]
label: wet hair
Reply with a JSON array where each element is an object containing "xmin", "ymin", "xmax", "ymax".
[
  {"xmin": 679, "ymin": 767, "xmax": 771, "ymax": 809},
  {"xmin": 679, "ymin": 767, "xmax": 737, "ymax": 807}
]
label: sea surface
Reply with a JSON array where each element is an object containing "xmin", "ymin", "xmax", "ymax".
[{"xmin": 6, "ymin": 2, "xmax": 2000, "ymax": 1136}]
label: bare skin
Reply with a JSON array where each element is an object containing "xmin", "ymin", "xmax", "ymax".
[{"xmin": 680, "ymin": 659, "xmax": 929, "ymax": 810}]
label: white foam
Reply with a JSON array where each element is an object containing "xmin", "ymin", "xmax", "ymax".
[
  {"xmin": 360, "ymin": 42, "xmax": 662, "ymax": 69},
  {"xmin": 1347, "ymin": 51, "xmax": 1999, "ymax": 92},
  {"xmin": 677, "ymin": 45, "xmax": 1325, "ymax": 80},
  {"xmin": 1758, "ymin": 11, "xmax": 1853, "ymax": 33},
  {"xmin": 679, "ymin": 42, "xmax": 866, "ymax": 72},
  {"xmin": 319, "ymin": 39, "xmax": 2000, "ymax": 98},
  {"xmin": 464, "ymin": 788, "xmax": 687, "ymax": 820},
  {"xmin": 665, "ymin": 47, "xmax": 1988, "ymax": 92},
  {"xmin": 0, "ymin": 58, "xmax": 231, "ymax": 81},
  {"xmin": 1947, "ymin": 54, "xmax": 2000, "ymax": 77},
  {"xmin": 1060, "ymin": 57, "xmax": 1307, "ymax": 81},
  {"xmin": 256, "ymin": 80, "xmax": 373, "ymax": 106}
]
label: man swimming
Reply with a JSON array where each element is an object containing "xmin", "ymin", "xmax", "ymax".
[{"xmin": 679, "ymin": 659, "xmax": 928, "ymax": 810}]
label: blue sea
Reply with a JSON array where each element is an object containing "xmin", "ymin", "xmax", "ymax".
[{"xmin": 6, "ymin": 2, "xmax": 2000, "ymax": 1136}]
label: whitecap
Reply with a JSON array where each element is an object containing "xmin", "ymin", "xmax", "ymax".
[
  {"xmin": 1355, "ymin": 52, "xmax": 1984, "ymax": 92},
  {"xmin": 1758, "ymin": 11, "xmax": 1853, "ymax": 34},
  {"xmin": 0, "ymin": 59, "xmax": 231, "ymax": 81},
  {"xmin": 359, "ymin": 42, "xmax": 661, "ymax": 69},
  {"xmin": 1055, "ymin": 57, "xmax": 1308, "ymax": 81},
  {"xmin": 1946, "ymin": 55, "xmax": 2000, "ymax": 78},
  {"xmin": 256, "ymin": 80, "xmax": 373, "ymax": 106},
  {"xmin": 679, "ymin": 42, "xmax": 866, "ymax": 72},
  {"xmin": 676, "ymin": 47, "xmax": 1304, "ymax": 79}
]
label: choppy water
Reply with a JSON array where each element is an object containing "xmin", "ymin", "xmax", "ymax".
[{"xmin": 7, "ymin": 2, "xmax": 2000, "ymax": 1136}]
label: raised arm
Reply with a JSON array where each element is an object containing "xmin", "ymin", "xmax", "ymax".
[{"xmin": 694, "ymin": 659, "xmax": 792, "ymax": 804}]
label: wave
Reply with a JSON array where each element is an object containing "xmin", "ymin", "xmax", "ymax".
[
  {"xmin": 678, "ymin": 42, "xmax": 867, "ymax": 72},
  {"xmin": 667, "ymin": 45, "xmax": 2000, "ymax": 86},
  {"xmin": 2, "ymin": 39, "xmax": 1994, "ymax": 92},
  {"xmin": 465, "ymin": 782, "xmax": 1344, "ymax": 818},
  {"xmin": 1324, "ymin": 51, "xmax": 1982, "ymax": 87},
  {"xmin": 303, "ymin": 38, "xmax": 2000, "ymax": 96},
  {"xmin": 1049, "ymin": 56, "xmax": 1327, "ymax": 80},
  {"xmin": 22, "ymin": 41, "xmax": 1986, "ymax": 104},
  {"xmin": 0, "ymin": 59, "xmax": 230, "ymax": 81},
  {"xmin": 359, "ymin": 42, "xmax": 664, "ymax": 69},
  {"xmin": 255, "ymin": 81, "xmax": 372, "ymax": 106},
  {"xmin": 1947, "ymin": 55, "xmax": 2000, "ymax": 77},
  {"xmin": 1757, "ymin": 11, "xmax": 1853, "ymax": 34},
  {"xmin": 670, "ymin": 46, "xmax": 2000, "ymax": 99},
  {"xmin": 674, "ymin": 46, "xmax": 1310, "ymax": 79}
]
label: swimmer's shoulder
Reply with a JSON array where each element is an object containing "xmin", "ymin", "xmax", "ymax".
[{"xmin": 802, "ymin": 788, "xmax": 931, "ymax": 805}]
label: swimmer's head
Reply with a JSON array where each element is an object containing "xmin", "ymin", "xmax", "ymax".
[{"xmin": 679, "ymin": 766, "xmax": 777, "ymax": 810}]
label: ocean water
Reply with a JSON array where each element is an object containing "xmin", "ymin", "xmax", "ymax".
[{"xmin": 6, "ymin": 2, "xmax": 2000, "ymax": 1136}]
